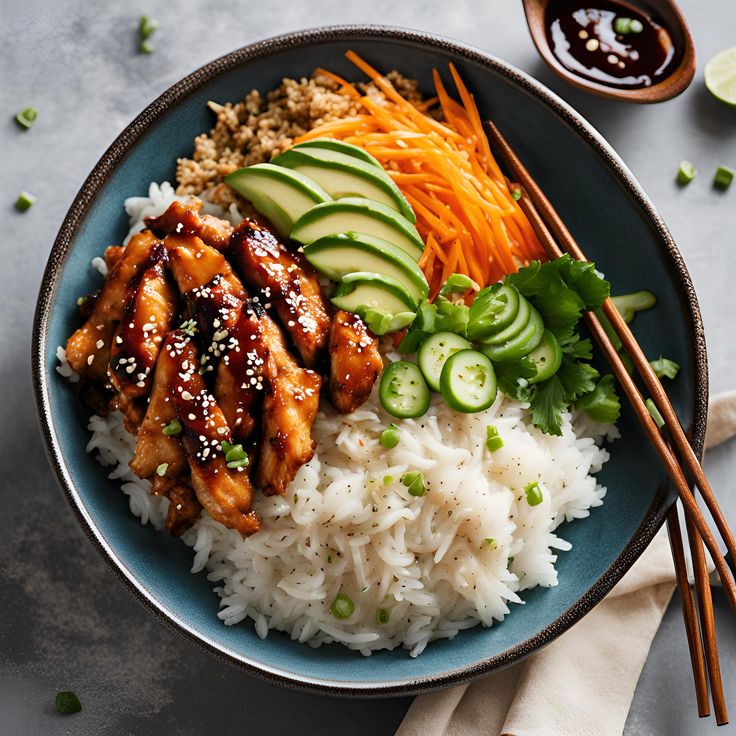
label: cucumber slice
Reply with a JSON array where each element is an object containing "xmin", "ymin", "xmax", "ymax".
[
  {"xmin": 467, "ymin": 284, "xmax": 520, "ymax": 340},
  {"xmin": 379, "ymin": 361, "xmax": 431, "ymax": 419},
  {"xmin": 440, "ymin": 350, "xmax": 498, "ymax": 413},
  {"xmin": 292, "ymin": 139, "xmax": 383, "ymax": 168},
  {"xmin": 303, "ymin": 232, "xmax": 429, "ymax": 304},
  {"xmin": 224, "ymin": 163, "xmax": 330, "ymax": 238},
  {"xmin": 479, "ymin": 307, "xmax": 544, "ymax": 363},
  {"xmin": 270, "ymin": 148, "xmax": 415, "ymax": 223},
  {"xmin": 417, "ymin": 331, "xmax": 472, "ymax": 392},
  {"xmin": 482, "ymin": 294, "xmax": 531, "ymax": 346},
  {"xmin": 290, "ymin": 197, "xmax": 424, "ymax": 261},
  {"xmin": 525, "ymin": 330, "xmax": 563, "ymax": 384},
  {"xmin": 332, "ymin": 272, "xmax": 418, "ymax": 313}
]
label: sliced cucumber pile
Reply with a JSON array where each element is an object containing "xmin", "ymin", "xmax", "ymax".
[{"xmin": 382, "ymin": 279, "xmax": 570, "ymax": 420}]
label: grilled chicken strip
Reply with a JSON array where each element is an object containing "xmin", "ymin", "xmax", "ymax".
[
  {"xmin": 256, "ymin": 312, "xmax": 322, "ymax": 496},
  {"xmin": 146, "ymin": 200, "xmax": 233, "ymax": 251},
  {"xmin": 130, "ymin": 331, "xmax": 201, "ymax": 537},
  {"xmin": 66, "ymin": 230, "xmax": 161, "ymax": 382},
  {"xmin": 329, "ymin": 311, "xmax": 383, "ymax": 414},
  {"xmin": 166, "ymin": 232, "xmax": 245, "ymax": 300},
  {"xmin": 109, "ymin": 252, "xmax": 178, "ymax": 403},
  {"xmin": 130, "ymin": 332, "xmax": 189, "ymax": 482},
  {"xmin": 213, "ymin": 301, "xmax": 267, "ymax": 442},
  {"xmin": 164, "ymin": 330, "xmax": 260, "ymax": 535},
  {"xmin": 229, "ymin": 219, "xmax": 331, "ymax": 369}
]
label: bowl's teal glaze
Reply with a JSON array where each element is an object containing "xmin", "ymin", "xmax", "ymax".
[{"xmin": 32, "ymin": 26, "xmax": 707, "ymax": 696}]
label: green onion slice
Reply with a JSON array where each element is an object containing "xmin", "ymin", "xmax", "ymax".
[
  {"xmin": 162, "ymin": 418, "xmax": 183, "ymax": 436},
  {"xmin": 380, "ymin": 425, "xmax": 401, "ymax": 448},
  {"xmin": 16, "ymin": 107, "xmax": 38, "ymax": 129},
  {"xmin": 714, "ymin": 165, "xmax": 734, "ymax": 190},
  {"xmin": 677, "ymin": 161, "xmax": 696, "ymax": 185},
  {"xmin": 645, "ymin": 398, "xmax": 665, "ymax": 428},
  {"xmin": 401, "ymin": 471, "xmax": 426, "ymax": 497},
  {"xmin": 524, "ymin": 481, "xmax": 543, "ymax": 506},
  {"xmin": 330, "ymin": 593, "xmax": 355, "ymax": 619},
  {"xmin": 485, "ymin": 425, "xmax": 504, "ymax": 452},
  {"xmin": 15, "ymin": 191, "xmax": 36, "ymax": 211}
]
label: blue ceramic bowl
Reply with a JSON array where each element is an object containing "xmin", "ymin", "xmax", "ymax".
[{"xmin": 32, "ymin": 26, "xmax": 707, "ymax": 696}]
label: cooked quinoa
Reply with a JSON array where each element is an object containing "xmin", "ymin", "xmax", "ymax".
[{"xmin": 175, "ymin": 71, "xmax": 426, "ymax": 205}]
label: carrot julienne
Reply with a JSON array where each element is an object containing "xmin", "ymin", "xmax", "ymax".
[{"xmin": 299, "ymin": 52, "xmax": 546, "ymax": 297}]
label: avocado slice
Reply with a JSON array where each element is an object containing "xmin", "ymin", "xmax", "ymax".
[
  {"xmin": 290, "ymin": 198, "xmax": 425, "ymax": 261},
  {"xmin": 332, "ymin": 272, "xmax": 417, "ymax": 314},
  {"xmin": 270, "ymin": 149, "xmax": 415, "ymax": 224},
  {"xmin": 292, "ymin": 139, "xmax": 383, "ymax": 169},
  {"xmin": 225, "ymin": 163, "xmax": 331, "ymax": 238},
  {"xmin": 303, "ymin": 232, "xmax": 429, "ymax": 306}
]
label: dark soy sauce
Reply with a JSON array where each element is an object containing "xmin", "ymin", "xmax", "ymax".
[{"xmin": 545, "ymin": 0, "xmax": 677, "ymax": 89}]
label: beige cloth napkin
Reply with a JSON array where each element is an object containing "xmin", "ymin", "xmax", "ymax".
[{"xmin": 397, "ymin": 391, "xmax": 736, "ymax": 736}]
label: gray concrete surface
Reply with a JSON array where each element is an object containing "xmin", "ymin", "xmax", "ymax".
[{"xmin": 1, "ymin": 0, "xmax": 735, "ymax": 733}]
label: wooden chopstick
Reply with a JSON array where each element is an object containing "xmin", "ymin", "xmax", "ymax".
[
  {"xmin": 685, "ymin": 508, "xmax": 728, "ymax": 724},
  {"xmin": 666, "ymin": 506, "xmax": 710, "ymax": 717},
  {"xmin": 484, "ymin": 122, "xmax": 736, "ymax": 576},
  {"xmin": 484, "ymin": 119, "xmax": 733, "ymax": 720}
]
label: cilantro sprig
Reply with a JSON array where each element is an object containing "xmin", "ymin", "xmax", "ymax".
[{"xmin": 506, "ymin": 255, "xmax": 614, "ymax": 435}]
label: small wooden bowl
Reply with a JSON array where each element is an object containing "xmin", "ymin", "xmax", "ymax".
[{"xmin": 522, "ymin": 0, "xmax": 696, "ymax": 103}]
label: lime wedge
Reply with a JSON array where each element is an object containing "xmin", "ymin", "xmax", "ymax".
[{"xmin": 705, "ymin": 47, "xmax": 736, "ymax": 108}]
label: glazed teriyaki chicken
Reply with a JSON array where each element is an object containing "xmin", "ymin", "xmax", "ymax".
[{"xmin": 65, "ymin": 200, "xmax": 383, "ymax": 536}]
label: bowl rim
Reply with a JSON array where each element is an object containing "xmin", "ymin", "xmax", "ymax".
[{"xmin": 31, "ymin": 23, "xmax": 708, "ymax": 698}]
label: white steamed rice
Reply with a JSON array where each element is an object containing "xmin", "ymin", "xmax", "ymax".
[{"xmin": 60, "ymin": 182, "xmax": 616, "ymax": 657}]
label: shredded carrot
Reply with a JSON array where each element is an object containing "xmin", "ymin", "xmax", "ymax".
[{"xmin": 296, "ymin": 52, "xmax": 545, "ymax": 295}]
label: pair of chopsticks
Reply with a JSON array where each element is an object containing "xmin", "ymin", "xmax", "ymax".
[{"xmin": 485, "ymin": 121, "xmax": 734, "ymax": 725}]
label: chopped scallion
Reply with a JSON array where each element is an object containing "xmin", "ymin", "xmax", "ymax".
[
  {"xmin": 15, "ymin": 106, "xmax": 38, "ymax": 129},
  {"xmin": 162, "ymin": 418, "xmax": 183, "ymax": 436},
  {"xmin": 55, "ymin": 691, "xmax": 81, "ymax": 715},
  {"xmin": 714, "ymin": 165, "xmax": 734, "ymax": 190},
  {"xmin": 76, "ymin": 296, "xmax": 87, "ymax": 307},
  {"xmin": 645, "ymin": 398, "xmax": 665, "ymax": 428},
  {"xmin": 383, "ymin": 475, "xmax": 394, "ymax": 485},
  {"xmin": 139, "ymin": 15, "xmax": 159, "ymax": 38},
  {"xmin": 401, "ymin": 471, "xmax": 426, "ymax": 497},
  {"xmin": 524, "ymin": 481, "xmax": 543, "ymax": 506},
  {"xmin": 156, "ymin": 463, "xmax": 168, "ymax": 477},
  {"xmin": 380, "ymin": 425, "xmax": 400, "ymax": 448},
  {"xmin": 614, "ymin": 16, "xmax": 643, "ymax": 34},
  {"xmin": 376, "ymin": 607, "xmax": 389, "ymax": 625},
  {"xmin": 330, "ymin": 593, "xmax": 355, "ymax": 619},
  {"xmin": 512, "ymin": 189, "xmax": 522, "ymax": 201},
  {"xmin": 483, "ymin": 537, "xmax": 495, "ymax": 547},
  {"xmin": 676, "ymin": 161, "xmax": 696, "ymax": 185},
  {"xmin": 485, "ymin": 425, "xmax": 504, "ymax": 452},
  {"xmin": 179, "ymin": 319, "xmax": 197, "ymax": 336},
  {"xmin": 15, "ymin": 191, "xmax": 36, "ymax": 211},
  {"xmin": 139, "ymin": 15, "xmax": 158, "ymax": 53},
  {"xmin": 221, "ymin": 440, "xmax": 249, "ymax": 468}
]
